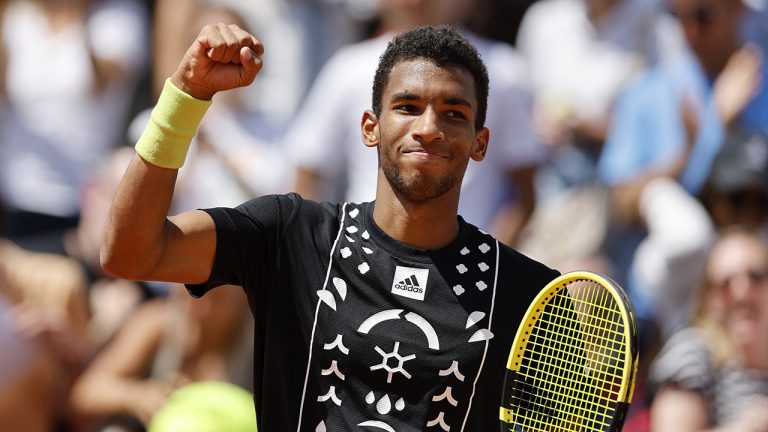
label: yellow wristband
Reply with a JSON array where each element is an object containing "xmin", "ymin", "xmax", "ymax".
[{"xmin": 135, "ymin": 79, "xmax": 212, "ymax": 169}]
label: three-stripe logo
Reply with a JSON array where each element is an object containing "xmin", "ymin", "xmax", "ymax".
[{"xmin": 391, "ymin": 266, "xmax": 429, "ymax": 301}]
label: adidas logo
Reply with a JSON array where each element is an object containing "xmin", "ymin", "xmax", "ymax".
[
  {"xmin": 391, "ymin": 266, "xmax": 429, "ymax": 301},
  {"xmin": 393, "ymin": 275, "xmax": 423, "ymax": 294}
]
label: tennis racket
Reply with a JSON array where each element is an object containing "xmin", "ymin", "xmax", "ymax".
[{"xmin": 499, "ymin": 271, "xmax": 639, "ymax": 431}]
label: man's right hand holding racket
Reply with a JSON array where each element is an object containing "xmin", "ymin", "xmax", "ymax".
[{"xmin": 170, "ymin": 23, "xmax": 264, "ymax": 101}]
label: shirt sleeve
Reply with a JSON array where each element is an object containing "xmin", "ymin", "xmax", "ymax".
[
  {"xmin": 648, "ymin": 327, "xmax": 716, "ymax": 394},
  {"xmin": 185, "ymin": 194, "xmax": 299, "ymax": 297},
  {"xmin": 597, "ymin": 71, "xmax": 680, "ymax": 186}
]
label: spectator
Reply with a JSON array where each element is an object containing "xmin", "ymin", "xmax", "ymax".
[
  {"xmin": 67, "ymin": 147, "xmax": 149, "ymax": 349},
  {"xmin": 514, "ymin": 0, "xmax": 686, "ymax": 270},
  {"xmin": 701, "ymin": 131, "xmax": 768, "ymax": 235},
  {"xmin": 650, "ymin": 228, "xmax": 768, "ymax": 431},
  {"xmin": 70, "ymin": 283, "xmax": 252, "ymax": 431},
  {"xmin": 0, "ymin": 238, "xmax": 89, "ymax": 432},
  {"xmin": 0, "ymin": 0, "xmax": 149, "ymax": 252},
  {"xmin": 597, "ymin": 0, "xmax": 766, "ymax": 334},
  {"xmin": 517, "ymin": 0, "xmax": 683, "ymax": 192},
  {"xmin": 284, "ymin": 0, "xmax": 547, "ymax": 246}
]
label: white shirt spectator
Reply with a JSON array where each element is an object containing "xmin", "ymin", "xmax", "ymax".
[
  {"xmin": 0, "ymin": 0, "xmax": 148, "ymax": 217},
  {"xmin": 517, "ymin": 0, "xmax": 684, "ymax": 127}
]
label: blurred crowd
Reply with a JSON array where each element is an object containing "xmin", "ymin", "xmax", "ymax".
[{"xmin": 0, "ymin": 0, "xmax": 766, "ymax": 431}]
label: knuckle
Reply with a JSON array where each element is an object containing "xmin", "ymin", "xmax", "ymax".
[{"xmin": 201, "ymin": 23, "xmax": 217, "ymax": 34}]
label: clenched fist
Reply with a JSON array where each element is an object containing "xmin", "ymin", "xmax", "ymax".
[{"xmin": 170, "ymin": 23, "xmax": 264, "ymax": 100}]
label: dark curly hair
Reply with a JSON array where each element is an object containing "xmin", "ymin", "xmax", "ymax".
[{"xmin": 372, "ymin": 26, "xmax": 489, "ymax": 130}]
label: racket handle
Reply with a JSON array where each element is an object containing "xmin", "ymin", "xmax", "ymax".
[
  {"xmin": 499, "ymin": 369, "xmax": 517, "ymax": 429},
  {"xmin": 608, "ymin": 402, "xmax": 631, "ymax": 432}
]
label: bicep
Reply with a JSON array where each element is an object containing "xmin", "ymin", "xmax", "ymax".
[{"xmin": 149, "ymin": 210, "xmax": 217, "ymax": 284}]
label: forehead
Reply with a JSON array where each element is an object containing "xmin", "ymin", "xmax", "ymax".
[
  {"xmin": 383, "ymin": 58, "xmax": 477, "ymax": 102},
  {"xmin": 708, "ymin": 235, "xmax": 768, "ymax": 276}
]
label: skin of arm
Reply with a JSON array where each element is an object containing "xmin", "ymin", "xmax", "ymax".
[
  {"xmin": 151, "ymin": 0, "xmax": 199, "ymax": 98},
  {"xmin": 293, "ymin": 166, "xmax": 325, "ymax": 202},
  {"xmin": 70, "ymin": 300, "xmax": 174, "ymax": 425},
  {"xmin": 488, "ymin": 164, "xmax": 537, "ymax": 247},
  {"xmin": 653, "ymin": 385, "xmax": 768, "ymax": 432},
  {"xmin": 651, "ymin": 385, "xmax": 710, "ymax": 432},
  {"xmin": 100, "ymin": 23, "xmax": 263, "ymax": 284}
]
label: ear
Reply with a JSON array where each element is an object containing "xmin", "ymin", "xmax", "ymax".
[
  {"xmin": 470, "ymin": 127, "xmax": 489, "ymax": 161},
  {"xmin": 361, "ymin": 110, "xmax": 380, "ymax": 148}
]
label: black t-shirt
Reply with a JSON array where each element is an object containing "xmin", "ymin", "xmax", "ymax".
[{"xmin": 188, "ymin": 194, "xmax": 559, "ymax": 431}]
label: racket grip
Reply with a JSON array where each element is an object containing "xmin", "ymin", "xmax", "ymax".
[
  {"xmin": 499, "ymin": 369, "xmax": 517, "ymax": 427},
  {"xmin": 609, "ymin": 402, "xmax": 631, "ymax": 432}
]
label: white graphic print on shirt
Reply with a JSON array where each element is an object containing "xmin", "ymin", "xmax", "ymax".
[{"xmin": 298, "ymin": 203, "xmax": 499, "ymax": 431}]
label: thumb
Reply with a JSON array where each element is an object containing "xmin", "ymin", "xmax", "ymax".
[{"xmin": 240, "ymin": 47, "xmax": 263, "ymax": 85}]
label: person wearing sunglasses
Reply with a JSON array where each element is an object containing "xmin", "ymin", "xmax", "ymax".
[{"xmin": 650, "ymin": 228, "xmax": 768, "ymax": 431}]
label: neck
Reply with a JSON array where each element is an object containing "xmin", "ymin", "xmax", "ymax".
[{"xmin": 373, "ymin": 178, "xmax": 461, "ymax": 250}]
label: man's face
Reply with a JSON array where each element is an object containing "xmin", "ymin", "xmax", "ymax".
[
  {"xmin": 667, "ymin": 0, "xmax": 743, "ymax": 70},
  {"xmin": 363, "ymin": 58, "xmax": 488, "ymax": 201},
  {"xmin": 707, "ymin": 234, "xmax": 768, "ymax": 347}
]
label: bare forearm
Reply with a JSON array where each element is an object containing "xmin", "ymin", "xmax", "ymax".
[
  {"xmin": 100, "ymin": 155, "xmax": 178, "ymax": 280},
  {"xmin": 490, "ymin": 203, "xmax": 533, "ymax": 247},
  {"xmin": 152, "ymin": 0, "xmax": 198, "ymax": 98},
  {"xmin": 492, "ymin": 166, "xmax": 537, "ymax": 247},
  {"xmin": 611, "ymin": 155, "xmax": 689, "ymax": 229},
  {"xmin": 72, "ymin": 374, "xmax": 171, "ymax": 424},
  {"xmin": 294, "ymin": 167, "xmax": 325, "ymax": 201},
  {"xmin": 651, "ymin": 387, "xmax": 710, "ymax": 432}
]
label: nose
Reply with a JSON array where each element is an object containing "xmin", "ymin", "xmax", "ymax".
[
  {"xmin": 411, "ymin": 107, "xmax": 444, "ymax": 144},
  {"xmin": 728, "ymin": 273, "xmax": 758, "ymax": 302}
]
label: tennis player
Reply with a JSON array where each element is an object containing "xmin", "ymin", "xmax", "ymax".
[{"xmin": 102, "ymin": 23, "xmax": 559, "ymax": 431}]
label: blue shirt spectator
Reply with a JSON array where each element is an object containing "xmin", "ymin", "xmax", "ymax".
[{"xmin": 599, "ymin": 51, "xmax": 768, "ymax": 196}]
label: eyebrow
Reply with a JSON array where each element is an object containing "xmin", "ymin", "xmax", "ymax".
[
  {"xmin": 391, "ymin": 91, "xmax": 420, "ymax": 102},
  {"xmin": 390, "ymin": 92, "xmax": 473, "ymax": 108},
  {"xmin": 445, "ymin": 96, "xmax": 473, "ymax": 109}
]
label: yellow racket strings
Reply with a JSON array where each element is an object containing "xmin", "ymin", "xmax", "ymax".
[{"xmin": 509, "ymin": 280, "xmax": 627, "ymax": 431}]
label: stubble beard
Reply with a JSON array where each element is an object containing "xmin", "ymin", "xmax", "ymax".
[{"xmin": 379, "ymin": 148, "xmax": 459, "ymax": 201}]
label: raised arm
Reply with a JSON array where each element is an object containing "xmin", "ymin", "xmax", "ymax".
[{"xmin": 100, "ymin": 24, "xmax": 263, "ymax": 284}]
